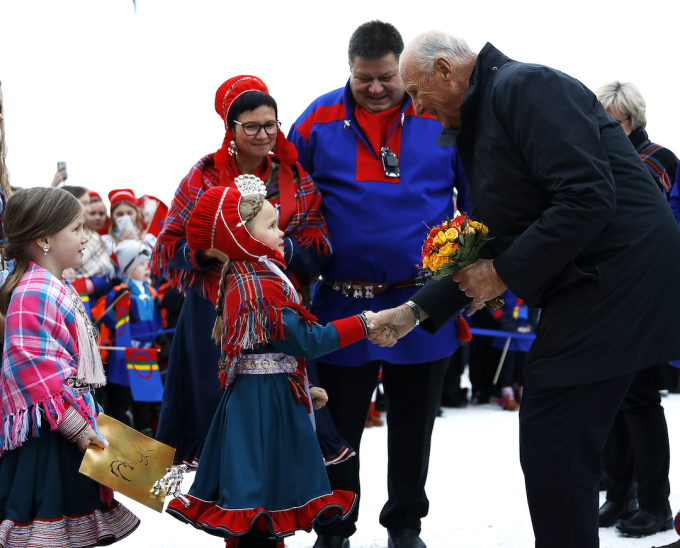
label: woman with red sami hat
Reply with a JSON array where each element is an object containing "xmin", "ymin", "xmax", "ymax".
[
  {"xmin": 87, "ymin": 191, "xmax": 110, "ymax": 236},
  {"xmin": 152, "ymin": 75, "xmax": 332, "ymax": 467}
]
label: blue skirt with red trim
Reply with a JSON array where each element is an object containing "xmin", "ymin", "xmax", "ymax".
[{"xmin": 166, "ymin": 373, "xmax": 356, "ymax": 542}]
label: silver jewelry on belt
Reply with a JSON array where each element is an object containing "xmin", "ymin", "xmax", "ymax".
[
  {"xmin": 66, "ymin": 377, "xmax": 94, "ymax": 394},
  {"xmin": 235, "ymin": 353, "xmax": 298, "ymax": 375}
]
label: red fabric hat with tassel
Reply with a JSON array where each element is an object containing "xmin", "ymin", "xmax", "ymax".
[
  {"xmin": 186, "ymin": 179, "xmax": 285, "ymax": 268},
  {"xmin": 108, "ymin": 188, "xmax": 138, "ymax": 209},
  {"xmin": 213, "ymin": 75, "xmax": 298, "ymax": 182}
]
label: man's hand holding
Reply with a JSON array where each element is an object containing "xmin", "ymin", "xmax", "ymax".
[
  {"xmin": 367, "ymin": 303, "xmax": 424, "ymax": 347},
  {"xmin": 452, "ymin": 259, "xmax": 506, "ymax": 306}
]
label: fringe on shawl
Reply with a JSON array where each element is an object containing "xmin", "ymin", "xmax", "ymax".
[
  {"xmin": 219, "ymin": 298, "xmax": 317, "ymax": 388},
  {"xmin": 0, "ymin": 390, "xmax": 96, "ymax": 455},
  {"xmin": 296, "ymin": 228, "xmax": 332, "ymax": 257},
  {"xmin": 151, "ymin": 242, "xmax": 221, "ymax": 304}
]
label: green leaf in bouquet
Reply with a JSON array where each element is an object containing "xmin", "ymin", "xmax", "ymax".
[{"xmin": 458, "ymin": 234, "xmax": 465, "ymax": 246}]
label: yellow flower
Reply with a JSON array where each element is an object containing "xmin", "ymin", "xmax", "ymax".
[
  {"xmin": 434, "ymin": 231, "xmax": 448, "ymax": 246},
  {"xmin": 439, "ymin": 243, "xmax": 453, "ymax": 257},
  {"xmin": 422, "ymin": 255, "xmax": 430, "ymax": 270},
  {"xmin": 468, "ymin": 220, "xmax": 489, "ymax": 236},
  {"xmin": 445, "ymin": 228, "xmax": 459, "ymax": 242}
]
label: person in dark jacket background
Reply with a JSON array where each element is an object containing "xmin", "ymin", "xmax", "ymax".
[
  {"xmin": 592, "ymin": 80, "xmax": 678, "ymax": 536},
  {"xmin": 367, "ymin": 30, "xmax": 680, "ymax": 548},
  {"xmin": 596, "ymin": 81, "xmax": 678, "ymax": 200}
]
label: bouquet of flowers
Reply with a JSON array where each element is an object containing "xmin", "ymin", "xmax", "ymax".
[{"xmin": 420, "ymin": 214, "xmax": 504, "ymax": 312}]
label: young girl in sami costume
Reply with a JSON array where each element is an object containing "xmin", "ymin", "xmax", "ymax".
[
  {"xmin": 166, "ymin": 180, "xmax": 376, "ymax": 547},
  {"xmin": 0, "ymin": 188, "xmax": 140, "ymax": 548},
  {"xmin": 152, "ymin": 75, "xmax": 334, "ymax": 468}
]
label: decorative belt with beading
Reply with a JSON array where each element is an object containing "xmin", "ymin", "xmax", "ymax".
[{"xmin": 235, "ymin": 353, "xmax": 298, "ymax": 375}]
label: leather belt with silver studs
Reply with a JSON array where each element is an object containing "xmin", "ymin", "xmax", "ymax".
[{"xmin": 319, "ymin": 274, "xmax": 431, "ymax": 299}]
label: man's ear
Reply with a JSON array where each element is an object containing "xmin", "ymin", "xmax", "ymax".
[{"xmin": 435, "ymin": 57, "xmax": 453, "ymax": 81}]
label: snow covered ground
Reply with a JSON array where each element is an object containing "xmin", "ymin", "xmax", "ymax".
[{"xmin": 114, "ymin": 387, "xmax": 680, "ymax": 548}]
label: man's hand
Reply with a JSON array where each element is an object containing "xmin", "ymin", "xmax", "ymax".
[
  {"xmin": 367, "ymin": 304, "xmax": 422, "ymax": 348},
  {"xmin": 452, "ymin": 259, "xmax": 507, "ymax": 306},
  {"xmin": 310, "ymin": 386, "xmax": 328, "ymax": 410}
]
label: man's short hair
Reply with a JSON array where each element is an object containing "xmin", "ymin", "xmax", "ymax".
[
  {"xmin": 410, "ymin": 30, "xmax": 476, "ymax": 73},
  {"xmin": 348, "ymin": 20, "xmax": 404, "ymax": 65},
  {"xmin": 596, "ymin": 81, "xmax": 647, "ymax": 131}
]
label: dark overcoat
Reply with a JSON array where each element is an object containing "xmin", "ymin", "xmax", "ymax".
[{"xmin": 412, "ymin": 43, "xmax": 680, "ymax": 387}]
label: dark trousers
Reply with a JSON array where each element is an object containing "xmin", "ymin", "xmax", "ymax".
[
  {"xmin": 520, "ymin": 372, "xmax": 635, "ymax": 548},
  {"xmin": 602, "ymin": 388, "xmax": 671, "ymax": 513},
  {"xmin": 314, "ymin": 357, "xmax": 449, "ymax": 537}
]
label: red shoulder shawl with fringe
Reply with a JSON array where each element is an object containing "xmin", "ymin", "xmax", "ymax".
[
  {"xmin": 151, "ymin": 153, "xmax": 331, "ymax": 304},
  {"xmin": 219, "ymin": 260, "xmax": 318, "ymax": 410}
]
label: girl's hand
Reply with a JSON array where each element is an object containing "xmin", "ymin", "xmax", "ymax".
[
  {"xmin": 77, "ymin": 426, "xmax": 109, "ymax": 453},
  {"xmin": 310, "ymin": 387, "xmax": 328, "ymax": 410}
]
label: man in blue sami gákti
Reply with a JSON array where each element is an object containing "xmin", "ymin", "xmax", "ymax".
[{"xmin": 288, "ymin": 20, "xmax": 468, "ymax": 548}]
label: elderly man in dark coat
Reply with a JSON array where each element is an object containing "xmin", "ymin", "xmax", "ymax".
[{"xmin": 368, "ymin": 30, "xmax": 680, "ymax": 548}]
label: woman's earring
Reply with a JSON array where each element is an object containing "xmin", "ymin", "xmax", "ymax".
[
  {"xmin": 228, "ymin": 140, "xmax": 238, "ymax": 156},
  {"xmin": 43, "ymin": 244, "xmax": 50, "ymax": 255}
]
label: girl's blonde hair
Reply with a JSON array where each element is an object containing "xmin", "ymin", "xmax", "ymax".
[
  {"xmin": 108, "ymin": 200, "xmax": 145, "ymax": 242},
  {"xmin": 0, "ymin": 82, "xmax": 11, "ymax": 199},
  {"xmin": 0, "ymin": 188, "xmax": 83, "ymax": 315},
  {"xmin": 211, "ymin": 193, "xmax": 265, "ymax": 341}
]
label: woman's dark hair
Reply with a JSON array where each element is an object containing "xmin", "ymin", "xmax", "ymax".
[
  {"xmin": 348, "ymin": 20, "xmax": 404, "ymax": 66},
  {"xmin": 0, "ymin": 187, "xmax": 83, "ymax": 315},
  {"xmin": 227, "ymin": 91, "xmax": 278, "ymax": 132},
  {"xmin": 61, "ymin": 185, "xmax": 89, "ymax": 199}
]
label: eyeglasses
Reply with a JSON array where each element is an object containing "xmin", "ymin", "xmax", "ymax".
[
  {"xmin": 615, "ymin": 117, "xmax": 630, "ymax": 125},
  {"xmin": 233, "ymin": 120, "xmax": 281, "ymax": 136}
]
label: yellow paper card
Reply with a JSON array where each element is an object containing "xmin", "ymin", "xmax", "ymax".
[{"xmin": 79, "ymin": 413, "xmax": 176, "ymax": 513}]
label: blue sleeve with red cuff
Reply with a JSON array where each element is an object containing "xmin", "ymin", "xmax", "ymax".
[
  {"xmin": 168, "ymin": 238, "xmax": 215, "ymax": 271},
  {"xmin": 266, "ymin": 308, "xmax": 367, "ymax": 359}
]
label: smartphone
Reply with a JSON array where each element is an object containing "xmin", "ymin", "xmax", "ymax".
[
  {"xmin": 116, "ymin": 215, "xmax": 135, "ymax": 233},
  {"xmin": 57, "ymin": 161, "xmax": 67, "ymax": 180}
]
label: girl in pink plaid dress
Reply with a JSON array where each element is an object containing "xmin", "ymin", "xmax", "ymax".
[{"xmin": 0, "ymin": 188, "xmax": 139, "ymax": 548}]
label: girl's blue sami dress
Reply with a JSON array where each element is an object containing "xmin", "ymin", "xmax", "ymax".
[{"xmin": 166, "ymin": 306, "xmax": 367, "ymax": 545}]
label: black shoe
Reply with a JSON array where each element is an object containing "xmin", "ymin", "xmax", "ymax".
[
  {"xmin": 387, "ymin": 529, "xmax": 426, "ymax": 548},
  {"xmin": 599, "ymin": 497, "xmax": 638, "ymax": 527},
  {"xmin": 616, "ymin": 509, "xmax": 673, "ymax": 537},
  {"xmin": 313, "ymin": 534, "xmax": 349, "ymax": 548}
]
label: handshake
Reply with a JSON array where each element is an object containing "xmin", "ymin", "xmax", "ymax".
[
  {"xmin": 361, "ymin": 258, "xmax": 508, "ymax": 347},
  {"xmin": 363, "ymin": 303, "xmax": 426, "ymax": 348}
]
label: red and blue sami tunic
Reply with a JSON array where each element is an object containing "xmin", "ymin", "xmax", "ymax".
[{"xmin": 288, "ymin": 81, "xmax": 469, "ymax": 365}]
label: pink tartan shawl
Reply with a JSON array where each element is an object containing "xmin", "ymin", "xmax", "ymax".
[{"xmin": 1, "ymin": 262, "xmax": 96, "ymax": 454}]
